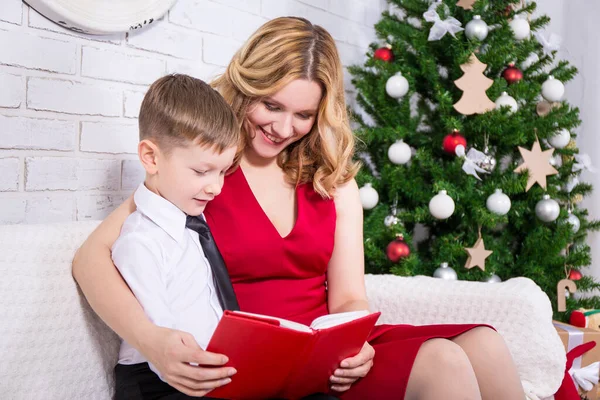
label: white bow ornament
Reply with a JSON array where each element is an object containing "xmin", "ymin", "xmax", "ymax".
[
  {"xmin": 570, "ymin": 361, "xmax": 600, "ymax": 392},
  {"xmin": 572, "ymin": 154, "xmax": 597, "ymax": 173},
  {"xmin": 533, "ymin": 32, "xmax": 562, "ymax": 56},
  {"xmin": 423, "ymin": 9, "xmax": 464, "ymax": 41},
  {"xmin": 455, "ymin": 145, "xmax": 489, "ymax": 180}
]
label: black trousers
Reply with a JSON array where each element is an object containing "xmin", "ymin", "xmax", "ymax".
[{"xmin": 115, "ymin": 363, "xmax": 338, "ymax": 400}]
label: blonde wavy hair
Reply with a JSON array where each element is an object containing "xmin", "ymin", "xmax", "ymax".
[{"xmin": 211, "ymin": 17, "xmax": 360, "ymax": 198}]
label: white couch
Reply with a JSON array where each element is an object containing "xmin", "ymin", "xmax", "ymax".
[{"xmin": 0, "ymin": 221, "xmax": 566, "ymax": 399}]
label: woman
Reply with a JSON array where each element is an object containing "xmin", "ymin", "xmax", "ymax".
[{"xmin": 73, "ymin": 17, "xmax": 525, "ymax": 399}]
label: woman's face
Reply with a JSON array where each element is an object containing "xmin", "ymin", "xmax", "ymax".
[{"xmin": 245, "ymin": 79, "xmax": 322, "ymax": 160}]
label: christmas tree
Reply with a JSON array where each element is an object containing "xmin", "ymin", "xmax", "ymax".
[{"xmin": 350, "ymin": 0, "xmax": 600, "ymax": 319}]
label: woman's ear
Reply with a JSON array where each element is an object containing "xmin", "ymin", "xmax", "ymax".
[{"xmin": 138, "ymin": 139, "xmax": 160, "ymax": 175}]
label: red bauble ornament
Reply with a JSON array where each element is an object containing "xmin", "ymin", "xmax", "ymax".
[
  {"xmin": 386, "ymin": 235, "xmax": 410, "ymax": 263},
  {"xmin": 442, "ymin": 130, "xmax": 467, "ymax": 155},
  {"xmin": 374, "ymin": 46, "xmax": 394, "ymax": 62},
  {"xmin": 568, "ymin": 269, "xmax": 583, "ymax": 281},
  {"xmin": 502, "ymin": 63, "xmax": 523, "ymax": 85}
]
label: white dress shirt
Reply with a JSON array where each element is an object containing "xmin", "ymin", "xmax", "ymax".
[{"xmin": 112, "ymin": 182, "xmax": 223, "ymax": 379}]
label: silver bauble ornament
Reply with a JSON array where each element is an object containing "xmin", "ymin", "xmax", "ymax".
[
  {"xmin": 388, "ymin": 140, "xmax": 412, "ymax": 164},
  {"xmin": 476, "ymin": 147, "xmax": 497, "ymax": 172},
  {"xmin": 359, "ymin": 183, "xmax": 379, "ymax": 210},
  {"xmin": 429, "ymin": 190, "xmax": 455, "ymax": 220},
  {"xmin": 384, "ymin": 214, "xmax": 400, "ymax": 227},
  {"xmin": 541, "ymin": 75, "xmax": 565, "ymax": 102},
  {"xmin": 465, "ymin": 15, "xmax": 489, "ymax": 41},
  {"xmin": 433, "ymin": 262, "xmax": 457, "ymax": 280},
  {"xmin": 535, "ymin": 194, "xmax": 560, "ymax": 222},
  {"xmin": 484, "ymin": 274, "xmax": 502, "ymax": 283},
  {"xmin": 566, "ymin": 212, "xmax": 581, "ymax": 233},
  {"xmin": 385, "ymin": 72, "xmax": 409, "ymax": 99}
]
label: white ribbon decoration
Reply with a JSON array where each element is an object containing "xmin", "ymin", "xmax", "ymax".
[
  {"xmin": 533, "ymin": 32, "xmax": 562, "ymax": 56},
  {"xmin": 455, "ymin": 145, "xmax": 489, "ymax": 180},
  {"xmin": 572, "ymin": 154, "xmax": 597, "ymax": 173},
  {"xmin": 423, "ymin": 9, "xmax": 464, "ymax": 41},
  {"xmin": 570, "ymin": 362, "xmax": 600, "ymax": 392}
]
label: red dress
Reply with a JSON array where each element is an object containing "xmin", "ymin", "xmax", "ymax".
[{"xmin": 205, "ymin": 168, "xmax": 484, "ymax": 399}]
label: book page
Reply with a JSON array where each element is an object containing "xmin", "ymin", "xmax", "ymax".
[
  {"xmin": 310, "ymin": 310, "xmax": 370, "ymax": 330},
  {"xmin": 233, "ymin": 311, "xmax": 312, "ymax": 333}
]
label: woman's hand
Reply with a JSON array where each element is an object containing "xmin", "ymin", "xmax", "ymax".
[
  {"xmin": 330, "ymin": 341, "xmax": 375, "ymax": 392},
  {"xmin": 141, "ymin": 326, "xmax": 237, "ymax": 396}
]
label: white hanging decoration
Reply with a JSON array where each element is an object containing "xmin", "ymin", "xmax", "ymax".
[
  {"xmin": 566, "ymin": 212, "xmax": 581, "ymax": 233},
  {"xmin": 465, "ymin": 15, "xmax": 489, "ymax": 41},
  {"xmin": 486, "ymin": 189, "xmax": 511, "ymax": 216},
  {"xmin": 429, "ymin": 190, "xmax": 455, "ymax": 219},
  {"xmin": 510, "ymin": 16, "xmax": 530, "ymax": 40},
  {"xmin": 570, "ymin": 362, "xmax": 600, "ymax": 393},
  {"xmin": 495, "ymin": 92, "xmax": 518, "ymax": 113},
  {"xmin": 388, "ymin": 140, "xmax": 412, "ymax": 164},
  {"xmin": 433, "ymin": 262, "xmax": 457, "ymax": 280},
  {"xmin": 548, "ymin": 128, "xmax": 571, "ymax": 149},
  {"xmin": 521, "ymin": 52, "xmax": 539, "ymax": 70},
  {"xmin": 386, "ymin": 72, "xmax": 409, "ymax": 99},
  {"xmin": 564, "ymin": 176, "xmax": 579, "ymax": 193},
  {"xmin": 455, "ymin": 145, "xmax": 489, "ymax": 180},
  {"xmin": 533, "ymin": 32, "xmax": 562, "ymax": 56},
  {"xmin": 572, "ymin": 154, "xmax": 597, "ymax": 173},
  {"xmin": 422, "ymin": 8, "xmax": 464, "ymax": 41},
  {"xmin": 359, "ymin": 183, "xmax": 379, "ymax": 210},
  {"xmin": 541, "ymin": 75, "xmax": 565, "ymax": 102}
]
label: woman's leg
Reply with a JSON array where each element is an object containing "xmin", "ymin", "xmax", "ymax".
[
  {"xmin": 405, "ymin": 338, "xmax": 482, "ymax": 400},
  {"xmin": 451, "ymin": 327, "xmax": 525, "ymax": 400}
]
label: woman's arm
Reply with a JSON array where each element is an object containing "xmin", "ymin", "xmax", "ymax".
[
  {"xmin": 327, "ymin": 179, "xmax": 375, "ymax": 392},
  {"xmin": 72, "ymin": 196, "xmax": 235, "ymax": 395},
  {"xmin": 327, "ymin": 179, "xmax": 370, "ymax": 314}
]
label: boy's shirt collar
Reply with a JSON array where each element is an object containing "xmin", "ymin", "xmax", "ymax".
[{"xmin": 134, "ymin": 182, "xmax": 198, "ymax": 245}]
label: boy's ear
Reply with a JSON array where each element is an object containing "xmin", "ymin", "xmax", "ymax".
[{"xmin": 138, "ymin": 139, "xmax": 161, "ymax": 175}]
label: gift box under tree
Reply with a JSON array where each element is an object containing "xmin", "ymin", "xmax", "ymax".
[{"xmin": 553, "ymin": 321, "xmax": 600, "ymax": 400}]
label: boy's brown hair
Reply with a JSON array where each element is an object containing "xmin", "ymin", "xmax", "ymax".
[{"xmin": 139, "ymin": 74, "xmax": 239, "ymax": 155}]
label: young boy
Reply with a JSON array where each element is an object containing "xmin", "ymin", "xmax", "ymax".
[{"xmin": 111, "ymin": 74, "xmax": 239, "ymax": 396}]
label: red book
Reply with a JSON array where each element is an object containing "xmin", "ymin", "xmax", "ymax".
[{"xmin": 206, "ymin": 310, "xmax": 381, "ymax": 400}]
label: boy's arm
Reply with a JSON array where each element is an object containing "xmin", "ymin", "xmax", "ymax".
[{"xmin": 112, "ymin": 235, "xmax": 176, "ymax": 334}]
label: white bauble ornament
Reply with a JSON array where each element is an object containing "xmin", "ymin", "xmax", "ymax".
[
  {"xmin": 510, "ymin": 17, "xmax": 530, "ymax": 40},
  {"xmin": 429, "ymin": 190, "xmax": 455, "ymax": 220},
  {"xmin": 433, "ymin": 262, "xmax": 457, "ymax": 280},
  {"xmin": 385, "ymin": 72, "xmax": 409, "ymax": 99},
  {"xmin": 486, "ymin": 189, "xmax": 511, "ymax": 216},
  {"xmin": 495, "ymin": 91, "xmax": 518, "ymax": 113},
  {"xmin": 566, "ymin": 212, "xmax": 581, "ymax": 233},
  {"xmin": 388, "ymin": 140, "xmax": 412, "ymax": 164},
  {"xmin": 465, "ymin": 15, "xmax": 489, "ymax": 41},
  {"xmin": 484, "ymin": 274, "xmax": 502, "ymax": 283},
  {"xmin": 535, "ymin": 194, "xmax": 560, "ymax": 222},
  {"xmin": 541, "ymin": 75, "xmax": 565, "ymax": 102},
  {"xmin": 359, "ymin": 183, "xmax": 379, "ymax": 210},
  {"xmin": 548, "ymin": 128, "xmax": 571, "ymax": 149}
]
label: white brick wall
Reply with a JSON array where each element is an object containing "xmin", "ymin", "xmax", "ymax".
[{"xmin": 0, "ymin": 0, "xmax": 386, "ymax": 224}]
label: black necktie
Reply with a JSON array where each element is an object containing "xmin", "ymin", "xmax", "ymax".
[{"xmin": 186, "ymin": 215, "xmax": 240, "ymax": 311}]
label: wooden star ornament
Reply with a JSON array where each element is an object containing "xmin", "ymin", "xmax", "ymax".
[
  {"xmin": 514, "ymin": 138, "xmax": 559, "ymax": 191},
  {"xmin": 457, "ymin": 0, "xmax": 477, "ymax": 10},
  {"xmin": 464, "ymin": 236, "xmax": 492, "ymax": 271}
]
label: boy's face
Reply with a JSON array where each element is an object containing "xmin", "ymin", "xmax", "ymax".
[{"xmin": 149, "ymin": 142, "xmax": 237, "ymax": 216}]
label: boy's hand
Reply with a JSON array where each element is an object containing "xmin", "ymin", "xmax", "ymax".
[
  {"xmin": 141, "ymin": 326, "xmax": 236, "ymax": 396},
  {"xmin": 330, "ymin": 341, "xmax": 375, "ymax": 392}
]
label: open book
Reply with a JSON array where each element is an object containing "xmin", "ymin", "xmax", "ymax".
[{"xmin": 206, "ymin": 310, "xmax": 381, "ymax": 400}]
